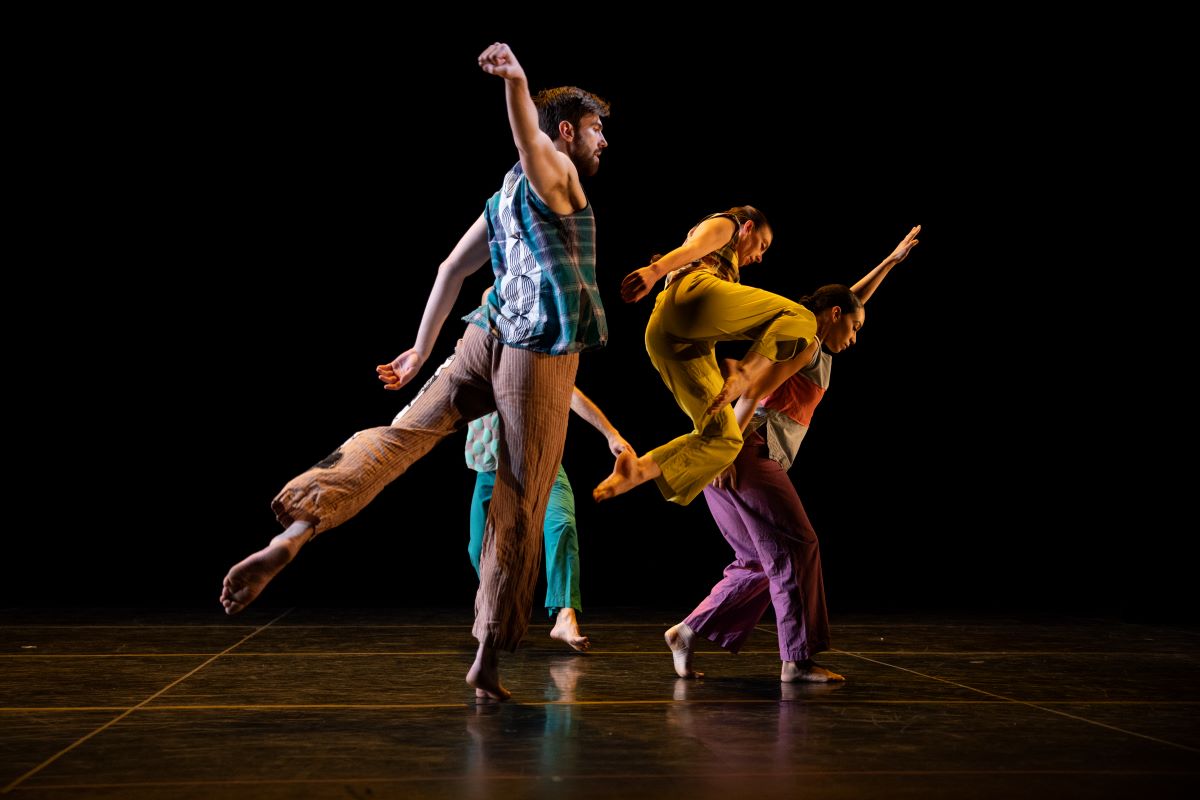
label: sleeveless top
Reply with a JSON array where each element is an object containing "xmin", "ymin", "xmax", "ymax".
[{"xmin": 463, "ymin": 163, "xmax": 607, "ymax": 354}]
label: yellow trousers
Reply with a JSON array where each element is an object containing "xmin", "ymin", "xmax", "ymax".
[{"xmin": 644, "ymin": 271, "xmax": 816, "ymax": 505}]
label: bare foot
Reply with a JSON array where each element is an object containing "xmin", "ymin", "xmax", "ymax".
[
  {"xmin": 549, "ymin": 607, "xmax": 590, "ymax": 652},
  {"xmin": 219, "ymin": 523, "xmax": 313, "ymax": 615},
  {"xmin": 781, "ymin": 659, "xmax": 845, "ymax": 683},
  {"xmin": 780, "ymin": 679, "xmax": 843, "ymax": 701},
  {"xmin": 665, "ymin": 622, "xmax": 703, "ymax": 678},
  {"xmin": 473, "ymin": 687, "xmax": 503, "ymax": 706},
  {"xmin": 467, "ymin": 642, "xmax": 511, "ymax": 702},
  {"xmin": 593, "ymin": 450, "xmax": 659, "ymax": 502}
]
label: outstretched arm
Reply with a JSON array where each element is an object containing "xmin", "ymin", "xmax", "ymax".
[
  {"xmin": 478, "ymin": 42, "xmax": 581, "ymax": 215},
  {"xmin": 376, "ymin": 215, "xmax": 491, "ymax": 390},
  {"xmin": 851, "ymin": 224, "xmax": 920, "ymax": 304},
  {"xmin": 620, "ymin": 216, "xmax": 739, "ymax": 303},
  {"xmin": 570, "ymin": 386, "xmax": 634, "ymax": 457},
  {"xmin": 723, "ymin": 225, "xmax": 923, "ymax": 412}
]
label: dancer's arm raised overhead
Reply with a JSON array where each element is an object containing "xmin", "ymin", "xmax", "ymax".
[
  {"xmin": 732, "ymin": 224, "xmax": 922, "ymax": 415},
  {"xmin": 478, "ymin": 42, "xmax": 594, "ymax": 216},
  {"xmin": 851, "ymin": 224, "xmax": 920, "ymax": 304},
  {"xmin": 375, "ymin": 42, "xmax": 609, "ymax": 393}
]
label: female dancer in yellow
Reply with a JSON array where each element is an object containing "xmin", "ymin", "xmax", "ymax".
[{"xmin": 593, "ymin": 206, "xmax": 818, "ymax": 506}]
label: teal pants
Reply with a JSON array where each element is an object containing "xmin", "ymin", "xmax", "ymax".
[{"xmin": 469, "ymin": 465, "xmax": 581, "ymax": 616}]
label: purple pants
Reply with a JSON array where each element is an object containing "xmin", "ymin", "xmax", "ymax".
[{"xmin": 685, "ymin": 430, "xmax": 830, "ymax": 662}]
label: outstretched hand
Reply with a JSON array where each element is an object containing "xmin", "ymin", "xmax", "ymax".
[
  {"xmin": 478, "ymin": 42, "xmax": 526, "ymax": 82},
  {"xmin": 888, "ymin": 225, "xmax": 921, "ymax": 264},
  {"xmin": 620, "ymin": 267, "xmax": 657, "ymax": 303},
  {"xmin": 376, "ymin": 349, "xmax": 423, "ymax": 391},
  {"xmin": 608, "ymin": 435, "xmax": 636, "ymax": 459}
]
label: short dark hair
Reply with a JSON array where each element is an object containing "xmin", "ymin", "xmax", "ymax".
[{"xmin": 532, "ymin": 86, "xmax": 611, "ymax": 140}]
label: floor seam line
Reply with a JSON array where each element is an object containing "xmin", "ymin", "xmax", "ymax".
[
  {"xmin": 1, "ymin": 608, "xmax": 294, "ymax": 794},
  {"xmin": 833, "ymin": 649, "xmax": 1200, "ymax": 754}
]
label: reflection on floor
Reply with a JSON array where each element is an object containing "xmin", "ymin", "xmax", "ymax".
[{"xmin": 2, "ymin": 607, "xmax": 1198, "ymax": 798}]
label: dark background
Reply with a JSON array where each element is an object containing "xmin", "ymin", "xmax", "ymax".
[{"xmin": 8, "ymin": 24, "xmax": 1178, "ymax": 621}]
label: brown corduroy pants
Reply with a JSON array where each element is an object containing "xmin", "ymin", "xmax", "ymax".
[{"xmin": 271, "ymin": 323, "xmax": 578, "ymax": 651}]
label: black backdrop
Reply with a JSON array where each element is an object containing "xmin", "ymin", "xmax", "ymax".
[{"xmin": 7, "ymin": 24, "xmax": 1181, "ymax": 621}]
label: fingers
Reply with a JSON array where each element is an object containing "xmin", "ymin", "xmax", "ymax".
[
  {"xmin": 478, "ymin": 42, "xmax": 513, "ymax": 73},
  {"xmin": 891, "ymin": 226, "xmax": 921, "ymax": 262},
  {"xmin": 709, "ymin": 383, "xmax": 732, "ymax": 412},
  {"xmin": 711, "ymin": 467, "xmax": 734, "ymax": 490},
  {"xmin": 705, "ymin": 400, "xmax": 726, "ymax": 417},
  {"xmin": 620, "ymin": 270, "xmax": 651, "ymax": 303},
  {"xmin": 712, "ymin": 464, "xmax": 737, "ymax": 491},
  {"xmin": 382, "ymin": 373, "xmax": 412, "ymax": 391},
  {"xmin": 620, "ymin": 284, "xmax": 647, "ymax": 303},
  {"xmin": 478, "ymin": 42, "xmax": 508, "ymax": 62},
  {"xmin": 378, "ymin": 364, "xmax": 409, "ymax": 391}
]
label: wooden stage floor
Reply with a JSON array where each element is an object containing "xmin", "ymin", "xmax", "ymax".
[{"xmin": 2, "ymin": 607, "xmax": 1198, "ymax": 798}]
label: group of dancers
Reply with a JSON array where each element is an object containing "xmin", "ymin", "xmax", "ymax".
[{"xmin": 219, "ymin": 42, "xmax": 921, "ymax": 701}]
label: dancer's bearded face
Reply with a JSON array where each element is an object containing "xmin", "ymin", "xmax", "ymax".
[{"xmin": 567, "ymin": 113, "xmax": 607, "ymax": 177}]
